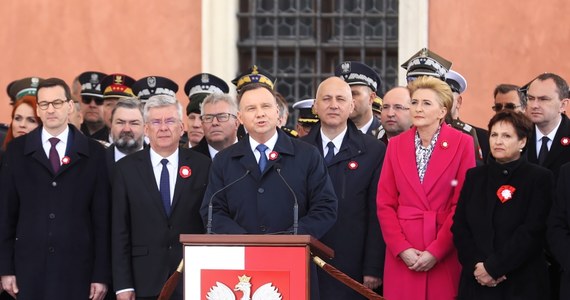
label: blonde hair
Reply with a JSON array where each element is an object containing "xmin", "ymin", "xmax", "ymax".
[{"xmin": 407, "ymin": 76, "xmax": 453, "ymax": 117}]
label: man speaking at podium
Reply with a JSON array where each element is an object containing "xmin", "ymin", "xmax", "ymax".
[{"xmin": 201, "ymin": 82, "xmax": 337, "ymax": 299}]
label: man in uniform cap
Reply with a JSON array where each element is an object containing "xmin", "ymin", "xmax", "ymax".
[
  {"xmin": 401, "ymin": 48, "xmax": 452, "ymax": 82},
  {"xmin": 100, "ymin": 74, "xmax": 136, "ymax": 134},
  {"xmin": 132, "ymin": 76, "xmax": 178, "ymax": 102},
  {"xmin": 231, "ymin": 65, "xmax": 276, "ymax": 93},
  {"xmin": 77, "ymin": 71, "xmax": 109, "ymax": 142},
  {"xmin": 184, "ymin": 73, "xmax": 229, "ymax": 149},
  {"xmin": 292, "ymin": 99, "xmax": 319, "ymax": 137},
  {"xmin": 7, "ymin": 77, "xmax": 44, "ymax": 105},
  {"xmin": 335, "ymin": 61, "xmax": 383, "ymax": 138},
  {"xmin": 372, "ymin": 96, "xmax": 382, "ymax": 120},
  {"xmin": 445, "ymin": 70, "xmax": 489, "ymax": 164}
]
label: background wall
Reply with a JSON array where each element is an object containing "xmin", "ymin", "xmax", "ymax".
[
  {"xmin": 0, "ymin": 0, "xmax": 202, "ymax": 123},
  {"xmin": 429, "ymin": 0, "xmax": 570, "ymax": 128}
]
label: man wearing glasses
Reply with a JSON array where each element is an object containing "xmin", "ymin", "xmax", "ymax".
[
  {"xmin": 192, "ymin": 93, "xmax": 239, "ymax": 159},
  {"xmin": 0, "ymin": 78, "xmax": 111, "ymax": 299},
  {"xmin": 111, "ymin": 95, "xmax": 210, "ymax": 300},
  {"xmin": 379, "ymin": 86, "xmax": 413, "ymax": 145},
  {"xmin": 492, "ymin": 84, "xmax": 526, "ymax": 113},
  {"xmin": 76, "ymin": 71, "xmax": 109, "ymax": 142}
]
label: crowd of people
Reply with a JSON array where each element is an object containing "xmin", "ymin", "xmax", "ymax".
[{"xmin": 0, "ymin": 47, "xmax": 569, "ymax": 300}]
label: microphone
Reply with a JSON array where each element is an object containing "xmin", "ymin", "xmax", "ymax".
[
  {"xmin": 206, "ymin": 169, "xmax": 251, "ymax": 234},
  {"xmin": 274, "ymin": 163, "xmax": 299, "ymax": 235}
]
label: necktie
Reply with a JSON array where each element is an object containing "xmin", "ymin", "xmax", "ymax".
[
  {"xmin": 538, "ymin": 136, "xmax": 550, "ymax": 166},
  {"xmin": 324, "ymin": 141, "xmax": 335, "ymax": 164},
  {"xmin": 48, "ymin": 138, "xmax": 60, "ymax": 173},
  {"xmin": 160, "ymin": 159, "xmax": 171, "ymax": 217},
  {"xmin": 256, "ymin": 144, "xmax": 268, "ymax": 172}
]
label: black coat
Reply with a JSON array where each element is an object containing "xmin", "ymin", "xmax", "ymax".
[
  {"xmin": 452, "ymin": 158, "xmax": 553, "ymax": 300},
  {"xmin": 0, "ymin": 125, "xmax": 111, "ymax": 300},
  {"xmin": 191, "ymin": 137, "xmax": 212, "ymax": 159},
  {"xmin": 112, "ymin": 147, "xmax": 210, "ymax": 298},
  {"xmin": 526, "ymin": 114, "xmax": 570, "ymax": 179},
  {"xmin": 547, "ymin": 162, "xmax": 570, "ymax": 299},
  {"xmin": 302, "ymin": 121, "xmax": 386, "ymax": 300}
]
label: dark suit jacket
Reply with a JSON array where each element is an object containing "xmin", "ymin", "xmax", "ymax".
[
  {"xmin": 201, "ymin": 128, "xmax": 337, "ymax": 238},
  {"xmin": 527, "ymin": 114, "xmax": 570, "ymax": 179},
  {"xmin": 302, "ymin": 121, "xmax": 386, "ymax": 300},
  {"xmin": 112, "ymin": 147, "xmax": 210, "ymax": 298},
  {"xmin": 452, "ymin": 158, "xmax": 553, "ymax": 300},
  {"xmin": 548, "ymin": 162, "xmax": 570, "ymax": 298},
  {"xmin": 0, "ymin": 125, "xmax": 111, "ymax": 299}
]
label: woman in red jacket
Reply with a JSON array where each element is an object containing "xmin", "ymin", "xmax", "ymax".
[{"xmin": 377, "ymin": 75, "xmax": 475, "ymax": 300}]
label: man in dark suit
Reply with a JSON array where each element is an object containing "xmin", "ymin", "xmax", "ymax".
[
  {"xmin": 0, "ymin": 78, "xmax": 110, "ymax": 299},
  {"xmin": 192, "ymin": 93, "xmax": 239, "ymax": 159},
  {"xmin": 525, "ymin": 72, "xmax": 570, "ymax": 300},
  {"xmin": 379, "ymin": 86, "xmax": 413, "ymax": 145},
  {"xmin": 202, "ymin": 82, "xmax": 337, "ymax": 299},
  {"xmin": 335, "ymin": 61, "xmax": 383, "ymax": 137},
  {"xmin": 525, "ymin": 73, "xmax": 570, "ymax": 179},
  {"xmin": 112, "ymin": 95, "xmax": 210, "ymax": 300},
  {"xmin": 302, "ymin": 77, "xmax": 386, "ymax": 299}
]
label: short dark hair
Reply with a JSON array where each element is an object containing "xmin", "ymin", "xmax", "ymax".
[
  {"xmin": 533, "ymin": 73, "xmax": 569, "ymax": 100},
  {"xmin": 493, "ymin": 84, "xmax": 527, "ymax": 108},
  {"xmin": 111, "ymin": 97, "xmax": 143, "ymax": 122},
  {"xmin": 36, "ymin": 78, "xmax": 72, "ymax": 101},
  {"xmin": 236, "ymin": 82, "xmax": 276, "ymax": 106},
  {"xmin": 488, "ymin": 110, "xmax": 533, "ymax": 150}
]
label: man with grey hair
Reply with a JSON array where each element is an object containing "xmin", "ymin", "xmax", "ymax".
[
  {"xmin": 192, "ymin": 93, "xmax": 239, "ymax": 159},
  {"xmin": 111, "ymin": 95, "xmax": 210, "ymax": 300}
]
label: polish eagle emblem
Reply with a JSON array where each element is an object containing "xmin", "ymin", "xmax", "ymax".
[{"xmin": 206, "ymin": 274, "xmax": 282, "ymax": 300}]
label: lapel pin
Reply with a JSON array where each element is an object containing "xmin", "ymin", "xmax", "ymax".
[
  {"xmin": 497, "ymin": 185, "xmax": 516, "ymax": 203},
  {"xmin": 268, "ymin": 151, "xmax": 279, "ymax": 161},
  {"xmin": 440, "ymin": 140, "xmax": 449, "ymax": 149},
  {"xmin": 348, "ymin": 161, "xmax": 359, "ymax": 170},
  {"xmin": 179, "ymin": 166, "xmax": 192, "ymax": 178},
  {"xmin": 61, "ymin": 156, "xmax": 71, "ymax": 165},
  {"xmin": 561, "ymin": 137, "xmax": 570, "ymax": 146}
]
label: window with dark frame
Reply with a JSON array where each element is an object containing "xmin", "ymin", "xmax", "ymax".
[{"xmin": 237, "ymin": 0, "xmax": 399, "ymax": 126}]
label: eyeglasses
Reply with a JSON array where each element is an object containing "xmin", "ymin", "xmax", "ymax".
[
  {"xmin": 382, "ymin": 104, "xmax": 409, "ymax": 111},
  {"xmin": 37, "ymin": 99, "xmax": 69, "ymax": 110},
  {"xmin": 200, "ymin": 113, "xmax": 236, "ymax": 123},
  {"xmin": 81, "ymin": 96, "xmax": 104, "ymax": 106},
  {"xmin": 492, "ymin": 103, "xmax": 521, "ymax": 112},
  {"xmin": 148, "ymin": 118, "xmax": 179, "ymax": 127}
]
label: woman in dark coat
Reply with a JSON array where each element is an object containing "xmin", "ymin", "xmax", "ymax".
[{"xmin": 452, "ymin": 110, "xmax": 553, "ymax": 299}]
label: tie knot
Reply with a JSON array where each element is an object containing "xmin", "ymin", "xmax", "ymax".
[
  {"xmin": 542, "ymin": 136, "xmax": 550, "ymax": 144},
  {"xmin": 327, "ymin": 141, "xmax": 335, "ymax": 151},
  {"xmin": 49, "ymin": 137, "xmax": 60, "ymax": 147},
  {"xmin": 161, "ymin": 158, "xmax": 169, "ymax": 166},
  {"xmin": 256, "ymin": 144, "xmax": 268, "ymax": 153}
]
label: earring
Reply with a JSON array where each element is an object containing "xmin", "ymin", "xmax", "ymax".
[{"xmin": 519, "ymin": 148, "xmax": 523, "ymax": 152}]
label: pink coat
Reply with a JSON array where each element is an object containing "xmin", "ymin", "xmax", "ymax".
[{"xmin": 377, "ymin": 125, "xmax": 475, "ymax": 300}]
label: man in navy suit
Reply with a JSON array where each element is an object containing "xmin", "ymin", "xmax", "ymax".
[
  {"xmin": 112, "ymin": 95, "xmax": 210, "ymax": 300},
  {"xmin": 202, "ymin": 82, "xmax": 337, "ymax": 299},
  {"xmin": 0, "ymin": 78, "xmax": 110, "ymax": 300},
  {"xmin": 302, "ymin": 77, "xmax": 386, "ymax": 299}
]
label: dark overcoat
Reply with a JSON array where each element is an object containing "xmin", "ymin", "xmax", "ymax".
[
  {"xmin": 0, "ymin": 125, "xmax": 111, "ymax": 300},
  {"xmin": 452, "ymin": 158, "xmax": 553, "ymax": 300}
]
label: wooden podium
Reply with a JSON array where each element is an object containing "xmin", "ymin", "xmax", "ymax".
[{"xmin": 180, "ymin": 234, "xmax": 333, "ymax": 300}]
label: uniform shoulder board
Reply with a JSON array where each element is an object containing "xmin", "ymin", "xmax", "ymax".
[
  {"xmin": 95, "ymin": 139, "xmax": 111, "ymax": 148},
  {"xmin": 451, "ymin": 119, "xmax": 473, "ymax": 133},
  {"xmin": 282, "ymin": 127, "xmax": 298, "ymax": 138}
]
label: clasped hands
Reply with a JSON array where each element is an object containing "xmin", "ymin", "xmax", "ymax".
[
  {"xmin": 474, "ymin": 262, "xmax": 507, "ymax": 287},
  {"xmin": 399, "ymin": 248, "xmax": 437, "ymax": 272}
]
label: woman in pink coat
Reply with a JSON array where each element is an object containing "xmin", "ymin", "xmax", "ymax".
[{"xmin": 377, "ymin": 76, "xmax": 475, "ymax": 300}]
